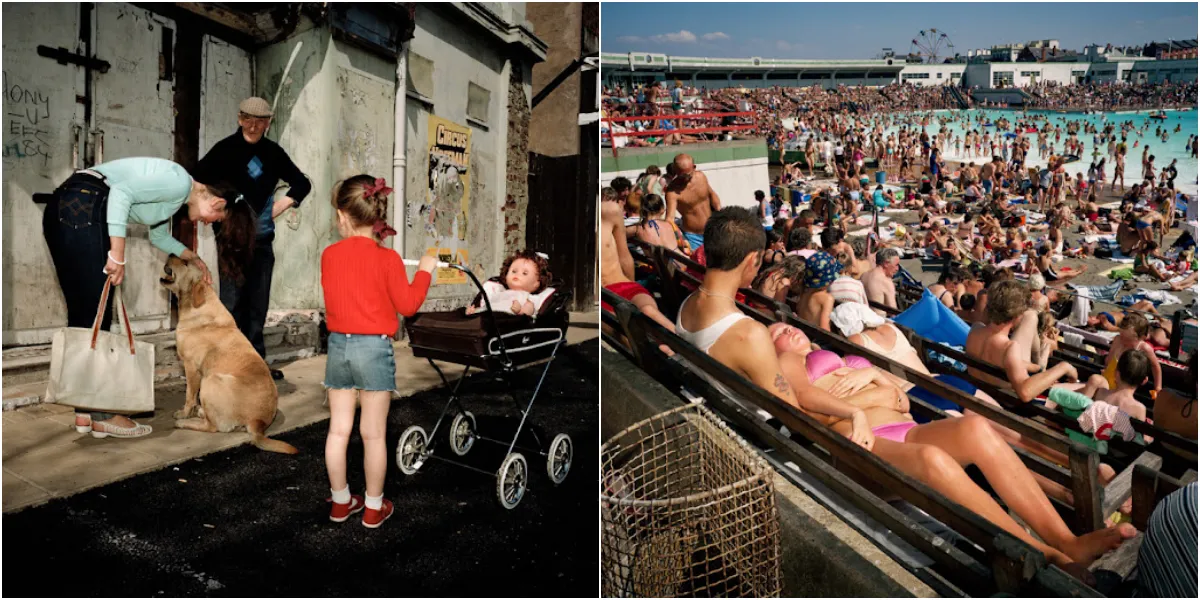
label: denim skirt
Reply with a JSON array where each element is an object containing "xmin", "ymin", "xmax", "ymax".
[{"xmin": 323, "ymin": 333, "xmax": 396, "ymax": 391}]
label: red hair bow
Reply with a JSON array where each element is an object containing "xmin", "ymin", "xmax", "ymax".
[
  {"xmin": 363, "ymin": 177, "xmax": 393, "ymax": 199},
  {"xmin": 373, "ymin": 221, "xmax": 397, "ymax": 239}
]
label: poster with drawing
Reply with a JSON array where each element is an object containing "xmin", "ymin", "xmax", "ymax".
[{"xmin": 423, "ymin": 115, "xmax": 471, "ymax": 284}]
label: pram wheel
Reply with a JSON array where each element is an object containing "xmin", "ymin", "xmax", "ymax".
[
  {"xmin": 449, "ymin": 411, "xmax": 477, "ymax": 457},
  {"xmin": 396, "ymin": 425, "xmax": 429, "ymax": 475},
  {"xmin": 546, "ymin": 433, "xmax": 572, "ymax": 485},
  {"xmin": 496, "ymin": 452, "xmax": 528, "ymax": 509}
]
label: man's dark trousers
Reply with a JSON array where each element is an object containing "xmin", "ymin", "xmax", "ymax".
[{"xmin": 220, "ymin": 239, "xmax": 275, "ymax": 359}]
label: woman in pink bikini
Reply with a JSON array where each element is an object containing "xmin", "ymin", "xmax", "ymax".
[{"xmin": 766, "ymin": 321, "xmax": 1135, "ymax": 575}]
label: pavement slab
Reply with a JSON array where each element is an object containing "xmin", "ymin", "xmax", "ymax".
[{"xmin": 1, "ymin": 312, "xmax": 598, "ymax": 514}]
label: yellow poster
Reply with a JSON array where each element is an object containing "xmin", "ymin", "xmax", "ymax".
[{"xmin": 424, "ymin": 115, "xmax": 471, "ymax": 284}]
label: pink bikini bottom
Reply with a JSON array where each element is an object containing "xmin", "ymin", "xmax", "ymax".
[{"xmin": 872, "ymin": 421, "xmax": 919, "ymax": 443}]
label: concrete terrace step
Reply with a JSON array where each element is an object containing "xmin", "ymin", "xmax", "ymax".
[
  {"xmin": 1, "ymin": 324, "xmax": 316, "ymax": 386},
  {"xmin": 2, "ymin": 342, "xmax": 319, "ymax": 411}
]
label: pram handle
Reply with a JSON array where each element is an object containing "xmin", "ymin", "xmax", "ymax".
[{"xmin": 402, "ymin": 258, "xmax": 457, "ymax": 270}]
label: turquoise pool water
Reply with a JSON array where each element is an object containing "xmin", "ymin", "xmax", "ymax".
[{"xmin": 881, "ymin": 108, "xmax": 1197, "ymax": 196}]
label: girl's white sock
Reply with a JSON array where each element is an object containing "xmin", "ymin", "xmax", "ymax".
[
  {"xmin": 365, "ymin": 493, "xmax": 384, "ymax": 510},
  {"xmin": 331, "ymin": 486, "xmax": 351, "ymax": 504}
]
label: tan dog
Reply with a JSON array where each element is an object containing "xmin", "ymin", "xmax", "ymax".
[{"xmin": 159, "ymin": 256, "xmax": 298, "ymax": 454}]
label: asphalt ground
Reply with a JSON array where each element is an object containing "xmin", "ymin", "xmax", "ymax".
[{"xmin": 1, "ymin": 342, "xmax": 599, "ymax": 597}]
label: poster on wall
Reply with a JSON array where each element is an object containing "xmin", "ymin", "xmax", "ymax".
[{"xmin": 423, "ymin": 115, "xmax": 471, "ymax": 285}]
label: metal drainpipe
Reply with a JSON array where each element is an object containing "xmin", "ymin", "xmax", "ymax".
[{"xmin": 393, "ymin": 40, "xmax": 410, "ymax": 257}]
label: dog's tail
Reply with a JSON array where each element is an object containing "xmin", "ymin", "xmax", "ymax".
[{"xmin": 248, "ymin": 419, "xmax": 299, "ymax": 454}]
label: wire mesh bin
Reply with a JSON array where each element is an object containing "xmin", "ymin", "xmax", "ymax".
[{"xmin": 601, "ymin": 404, "xmax": 781, "ymax": 598}]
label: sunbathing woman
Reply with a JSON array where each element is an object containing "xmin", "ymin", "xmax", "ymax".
[{"xmin": 769, "ymin": 317, "xmax": 1136, "ymax": 575}]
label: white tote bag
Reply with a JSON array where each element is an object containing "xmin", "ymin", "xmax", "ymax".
[{"xmin": 44, "ymin": 280, "xmax": 155, "ymax": 414}]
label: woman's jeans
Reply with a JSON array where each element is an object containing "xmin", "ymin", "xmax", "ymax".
[{"xmin": 42, "ymin": 172, "xmax": 117, "ymax": 421}]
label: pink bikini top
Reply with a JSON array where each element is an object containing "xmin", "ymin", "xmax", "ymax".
[{"xmin": 805, "ymin": 349, "xmax": 872, "ymax": 383}]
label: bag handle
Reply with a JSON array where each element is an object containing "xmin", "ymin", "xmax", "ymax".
[{"xmin": 90, "ymin": 279, "xmax": 136, "ymax": 355}]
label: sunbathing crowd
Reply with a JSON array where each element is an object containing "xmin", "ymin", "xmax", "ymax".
[
  {"xmin": 1025, "ymin": 81, "xmax": 1199, "ymax": 112},
  {"xmin": 600, "ymin": 149, "xmax": 1197, "ymax": 583}
]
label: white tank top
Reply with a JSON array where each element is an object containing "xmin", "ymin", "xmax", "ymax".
[{"xmin": 675, "ymin": 294, "xmax": 751, "ymax": 354}]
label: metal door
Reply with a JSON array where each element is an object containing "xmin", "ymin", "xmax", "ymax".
[
  {"xmin": 91, "ymin": 3, "xmax": 178, "ymax": 334},
  {"xmin": 1, "ymin": 3, "xmax": 85, "ymax": 345},
  {"xmin": 197, "ymin": 34, "xmax": 253, "ymax": 298}
]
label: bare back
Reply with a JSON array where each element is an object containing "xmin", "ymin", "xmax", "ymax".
[
  {"xmin": 667, "ymin": 170, "xmax": 719, "ymax": 235},
  {"xmin": 600, "ymin": 202, "xmax": 632, "ymax": 287}
]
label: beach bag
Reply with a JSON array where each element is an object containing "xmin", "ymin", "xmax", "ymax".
[{"xmin": 44, "ymin": 280, "xmax": 155, "ymax": 414}]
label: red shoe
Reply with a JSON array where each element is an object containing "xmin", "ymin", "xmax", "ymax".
[
  {"xmin": 362, "ymin": 498, "xmax": 394, "ymax": 529},
  {"xmin": 328, "ymin": 494, "xmax": 365, "ymax": 523}
]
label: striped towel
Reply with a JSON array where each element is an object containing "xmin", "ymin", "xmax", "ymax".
[{"xmin": 1077, "ymin": 401, "xmax": 1136, "ymax": 441}]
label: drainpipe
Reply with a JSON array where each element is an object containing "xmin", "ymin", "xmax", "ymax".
[{"xmin": 393, "ymin": 41, "xmax": 410, "ymax": 256}]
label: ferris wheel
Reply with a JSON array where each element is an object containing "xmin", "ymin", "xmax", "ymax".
[{"xmin": 908, "ymin": 28, "xmax": 955, "ymax": 64}]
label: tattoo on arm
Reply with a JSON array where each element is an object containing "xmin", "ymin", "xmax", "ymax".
[{"xmin": 774, "ymin": 373, "xmax": 791, "ymax": 394}]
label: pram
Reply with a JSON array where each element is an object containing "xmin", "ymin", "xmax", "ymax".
[{"xmin": 395, "ymin": 259, "xmax": 574, "ymax": 509}]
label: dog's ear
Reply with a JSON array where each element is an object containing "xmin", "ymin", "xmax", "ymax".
[{"xmin": 191, "ymin": 282, "xmax": 206, "ymax": 309}]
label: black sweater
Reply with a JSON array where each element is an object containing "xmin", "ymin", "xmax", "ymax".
[{"xmin": 194, "ymin": 128, "xmax": 311, "ymax": 216}]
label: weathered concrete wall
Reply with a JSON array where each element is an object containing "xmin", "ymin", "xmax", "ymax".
[
  {"xmin": 1, "ymin": 3, "xmax": 80, "ymax": 341},
  {"xmin": 527, "ymin": 3, "xmax": 581, "ymax": 158},
  {"xmin": 503, "ymin": 64, "xmax": 532, "ymax": 257},
  {"xmin": 404, "ymin": 7, "xmax": 521, "ymax": 309},
  {"xmin": 254, "ymin": 22, "xmax": 335, "ymax": 312}
]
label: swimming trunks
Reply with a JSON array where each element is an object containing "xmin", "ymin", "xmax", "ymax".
[
  {"xmin": 871, "ymin": 421, "xmax": 919, "ymax": 443},
  {"xmin": 601, "ymin": 281, "xmax": 652, "ymax": 313},
  {"xmin": 682, "ymin": 231, "xmax": 705, "ymax": 251},
  {"xmin": 1136, "ymin": 220, "xmax": 1152, "ymax": 230}
]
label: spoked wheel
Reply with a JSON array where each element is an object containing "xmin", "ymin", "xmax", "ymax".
[
  {"xmin": 449, "ymin": 411, "xmax": 476, "ymax": 457},
  {"xmin": 396, "ymin": 425, "xmax": 428, "ymax": 475},
  {"xmin": 546, "ymin": 433, "xmax": 572, "ymax": 485},
  {"xmin": 496, "ymin": 452, "xmax": 528, "ymax": 509}
]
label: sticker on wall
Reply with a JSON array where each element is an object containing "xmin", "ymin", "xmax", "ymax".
[
  {"xmin": 425, "ymin": 115, "xmax": 471, "ymax": 284},
  {"xmin": 424, "ymin": 247, "xmax": 470, "ymax": 285}
]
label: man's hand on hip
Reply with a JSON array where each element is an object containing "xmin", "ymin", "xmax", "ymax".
[{"xmin": 272, "ymin": 196, "xmax": 297, "ymax": 219}]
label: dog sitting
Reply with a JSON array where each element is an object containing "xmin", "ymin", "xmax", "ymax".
[{"xmin": 159, "ymin": 256, "xmax": 298, "ymax": 454}]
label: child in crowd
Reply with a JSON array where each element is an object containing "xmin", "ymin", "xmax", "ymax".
[
  {"xmin": 1095, "ymin": 350, "xmax": 1152, "ymax": 423},
  {"xmin": 1102, "ymin": 313, "xmax": 1163, "ymax": 399},
  {"xmin": 321, "ymin": 175, "xmax": 438, "ymax": 528},
  {"xmin": 793, "ymin": 251, "xmax": 840, "ymax": 331},
  {"xmin": 466, "ymin": 250, "xmax": 554, "ymax": 316}
]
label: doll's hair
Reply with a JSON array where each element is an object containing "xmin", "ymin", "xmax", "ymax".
[{"xmin": 500, "ymin": 249, "xmax": 552, "ymax": 293}]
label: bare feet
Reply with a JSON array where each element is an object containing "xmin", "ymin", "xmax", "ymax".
[{"xmin": 1060, "ymin": 523, "xmax": 1138, "ymax": 567}]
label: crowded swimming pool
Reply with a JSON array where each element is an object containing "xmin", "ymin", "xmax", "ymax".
[{"xmin": 890, "ymin": 108, "xmax": 1198, "ymax": 196}]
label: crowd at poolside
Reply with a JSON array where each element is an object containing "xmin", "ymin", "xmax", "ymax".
[
  {"xmin": 601, "ymin": 80, "xmax": 1198, "ymax": 152},
  {"xmin": 599, "ymin": 148, "xmax": 1197, "ymax": 592},
  {"xmin": 1025, "ymin": 81, "xmax": 1199, "ymax": 111}
]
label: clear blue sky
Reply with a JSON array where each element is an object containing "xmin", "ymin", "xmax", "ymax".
[{"xmin": 601, "ymin": 2, "xmax": 1198, "ymax": 60}]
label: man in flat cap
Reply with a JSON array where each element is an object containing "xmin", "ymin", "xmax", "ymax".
[{"xmin": 195, "ymin": 96, "xmax": 311, "ymax": 380}]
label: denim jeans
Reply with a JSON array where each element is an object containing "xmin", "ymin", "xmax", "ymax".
[
  {"xmin": 219, "ymin": 240, "xmax": 275, "ymax": 360},
  {"xmin": 42, "ymin": 172, "xmax": 117, "ymax": 421}
]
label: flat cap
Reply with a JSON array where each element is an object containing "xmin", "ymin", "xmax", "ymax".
[{"xmin": 238, "ymin": 97, "xmax": 273, "ymax": 117}]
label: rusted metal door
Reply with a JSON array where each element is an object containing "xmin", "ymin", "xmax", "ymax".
[
  {"xmin": 1, "ymin": 3, "xmax": 85, "ymax": 345},
  {"xmin": 91, "ymin": 3, "xmax": 178, "ymax": 334},
  {"xmin": 196, "ymin": 34, "xmax": 253, "ymax": 299}
]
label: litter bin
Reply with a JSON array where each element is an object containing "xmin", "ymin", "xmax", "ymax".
[
  {"xmin": 875, "ymin": 170, "xmax": 886, "ymax": 185},
  {"xmin": 601, "ymin": 404, "xmax": 781, "ymax": 598}
]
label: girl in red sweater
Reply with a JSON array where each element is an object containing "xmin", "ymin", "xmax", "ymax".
[{"xmin": 321, "ymin": 175, "xmax": 437, "ymax": 528}]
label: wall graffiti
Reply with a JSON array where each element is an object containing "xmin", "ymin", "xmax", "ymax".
[{"xmin": 3, "ymin": 71, "xmax": 53, "ymax": 164}]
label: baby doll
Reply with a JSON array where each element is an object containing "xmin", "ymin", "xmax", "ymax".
[{"xmin": 466, "ymin": 250, "xmax": 554, "ymax": 316}]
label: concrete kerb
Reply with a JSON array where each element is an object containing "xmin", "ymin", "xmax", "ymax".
[
  {"xmin": 600, "ymin": 342, "xmax": 935, "ymax": 598},
  {"xmin": 2, "ymin": 312, "xmax": 598, "ymax": 514}
]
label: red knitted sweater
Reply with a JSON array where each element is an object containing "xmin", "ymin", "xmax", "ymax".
[{"xmin": 321, "ymin": 236, "xmax": 432, "ymax": 335}]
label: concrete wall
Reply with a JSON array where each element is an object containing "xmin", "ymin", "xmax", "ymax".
[
  {"xmin": 1132, "ymin": 58, "xmax": 1199, "ymax": 83},
  {"xmin": 600, "ymin": 140, "xmax": 769, "ymax": 211},
  {"xmin": 252, "ymin": 5, "xmax": 538, "ymax": 314},
  {"xmin": 404, "ymin": 7, "xmax": 514, "ymax": 309},
  {"xmin": 898, "ymin": 64, "xmax": 966, "ymax": 87},
  {"xmin": 528, "ymin": 3, "xmax": 581, "ymax": 157}
]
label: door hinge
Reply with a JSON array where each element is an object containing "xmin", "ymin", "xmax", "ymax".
[{"xmin": 37, "ymin": 45, "xmax": 111, "ymax": 73}]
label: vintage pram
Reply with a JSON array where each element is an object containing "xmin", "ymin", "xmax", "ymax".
[{"xmin": 395, "ymin": 259, "xmax": 574, "ymax": 509}]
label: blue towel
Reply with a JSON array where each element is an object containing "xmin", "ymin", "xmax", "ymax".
[
  {"xmin": 894, "ymin": 289, "xmax": 971, "ymax": 347},
  {"xmin": 909, "ymin": 374, "xmax": 976, "ymax": 423}
]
